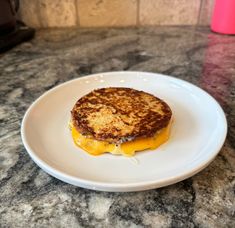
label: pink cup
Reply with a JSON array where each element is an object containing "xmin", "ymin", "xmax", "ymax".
[{"xmin": 211, "ymin": 0, "xmax": 235, "ymax": 34}]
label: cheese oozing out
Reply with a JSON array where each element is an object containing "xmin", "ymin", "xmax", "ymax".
[{"xmin": 70, "ymin": 119, "xmax": 172, "ymax": 157}]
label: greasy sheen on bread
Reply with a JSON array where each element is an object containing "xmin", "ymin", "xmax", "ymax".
[{"xmin": 71, "ymin": 87, "xmax": 172, "ymax": 145}]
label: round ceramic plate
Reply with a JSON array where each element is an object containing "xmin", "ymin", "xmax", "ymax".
[{"xmin": 21, "ymin": 72, "xmax": 227, "ymax": 192}]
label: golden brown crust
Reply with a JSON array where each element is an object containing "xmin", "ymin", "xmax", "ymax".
[{"xmin": 71, "ymin": 87, "xmax": 172, "ymax": 144}]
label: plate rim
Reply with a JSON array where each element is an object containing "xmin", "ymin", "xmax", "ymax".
[{"xmin": 21, "ymin": 71, "xmax": 228, "ymax": 192}]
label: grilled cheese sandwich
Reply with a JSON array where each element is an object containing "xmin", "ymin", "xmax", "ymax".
[{"xmin": 70, "ymin": 87, "xmax": 172, "ymax": 156}]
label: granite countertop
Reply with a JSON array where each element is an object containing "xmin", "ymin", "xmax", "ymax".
[{"xmin": 0, "ymin": 26, "xmax": 234, "ymax": 227}]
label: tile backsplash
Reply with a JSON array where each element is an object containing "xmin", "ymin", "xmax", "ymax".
[
  {"xmin": 77, "ymin": 0, "xmax": 137, "ymax": 27},
  {"xmin": 139, "ymin": 0, "xmax": 201, "ymax": 25},
  {"xmin": 19, "ymin": 0, "xmax": 214, "ymax": 28}
]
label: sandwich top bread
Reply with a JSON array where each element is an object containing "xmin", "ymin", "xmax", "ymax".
[{"xmin": 70, "ymin": 87, "xmax": 172, "ymax": 156}]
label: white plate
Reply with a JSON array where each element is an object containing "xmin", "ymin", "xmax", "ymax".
[{"xmin": 21, "ymin": 71, "xmax": 227, "ymax": 192}]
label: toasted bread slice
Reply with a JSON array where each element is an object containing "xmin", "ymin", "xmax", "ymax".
[{"xmin": 71, "ymin": 87, "xmax": 172, "ymax": 144}]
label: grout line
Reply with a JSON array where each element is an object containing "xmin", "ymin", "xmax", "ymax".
[
  {"xmin": 36, "ymin": 0, "xmax": 43, "ymax": 28},
  {"xmin": 137, "ymin": 0, "xmax": 140, "ymax": 26},
  {"xmin": 75, "ymin": 0, "xmax": 80, "ymax": 27},
  {"xmin": 197, "ymin": 0, "xmax": 204, "ymax": 25}
]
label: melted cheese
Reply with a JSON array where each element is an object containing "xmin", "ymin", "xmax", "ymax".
[{"xmin": 71, "ymin": 120, "xmax": 172, "ymax": 157}]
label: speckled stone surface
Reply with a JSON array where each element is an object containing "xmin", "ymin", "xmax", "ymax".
[{"xmin": 0, "ymin": 26, "xmax": 234, "ymax": 227}]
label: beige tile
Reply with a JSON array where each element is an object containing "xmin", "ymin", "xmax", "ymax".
[
  {"xmin": 77, "ymin": 0, "xmax": 137, "ymax": 27},
  {"xmin": 39, "ymin": 0, "xmax": 77, "ymax": 27},
  {"xmin": 19, "ymin": 0, "xmax": 41, "ymax": 28},
  {"xmin": 198, "ymin": 0, "xmax": 214, "ymax": 25},
  {"xmin": 140, "ymin": 0, "xmax": 201, "ymax": 25}
]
